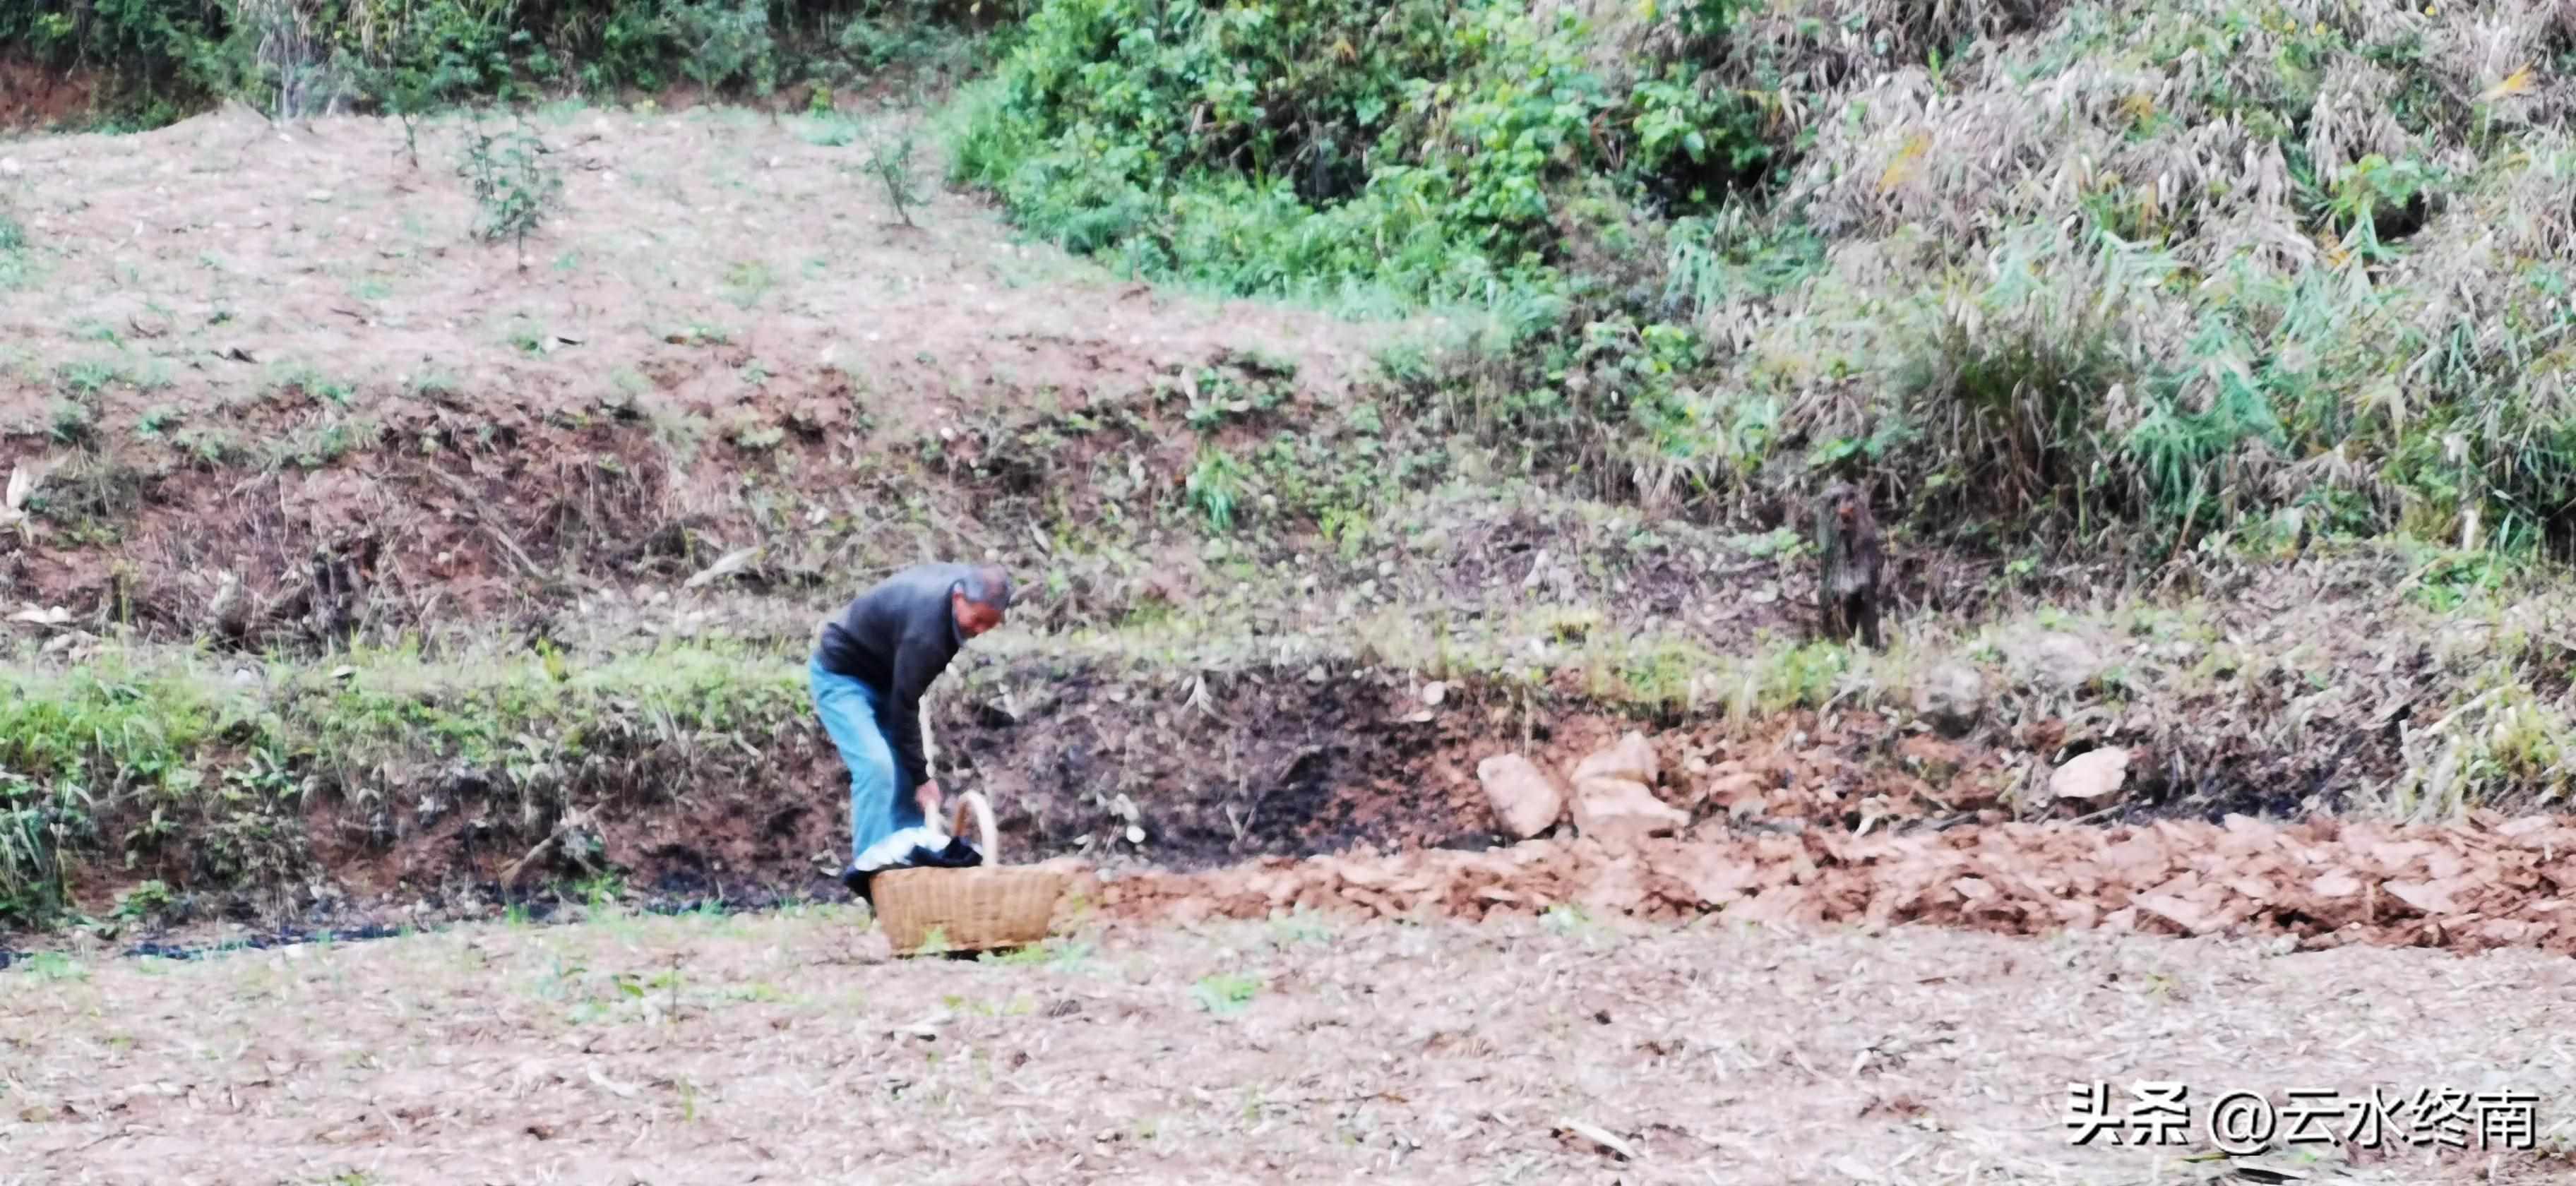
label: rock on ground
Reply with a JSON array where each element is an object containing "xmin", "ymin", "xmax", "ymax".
[
  {"xmin": 1568, "ymin": 731, "xmax": 1685, "ymax": 848},
  {"xmin": 2002, "ymin": 629, "xmax": 2104, "ymax": 690},
  {"xmin": 1571, "ymin": 777, "xmax": 1689, "ymax": 847},
  {"xmin": 1570, "ymin": 731, "xmax": 1659, "ymax": 786},
  {"xmin": 2049, "ymin": 746, "xmax": 2131, "ymax": 805},
  {"xmin": 1912, "ymin": 661, "xmax": 1987, "ymax": 736},
  {"xmin": 1476, "ymin": 753, "xmax": 1565, "ymax": 839}
]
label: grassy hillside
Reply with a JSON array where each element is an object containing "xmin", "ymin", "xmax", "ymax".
[
  {"xmin": 946, "ymin": 0, "xmax": 2576, "ymax": 560},
  {"xmin": 16, "ymin": 1, "xmax": 2576, "ymax": 558}
]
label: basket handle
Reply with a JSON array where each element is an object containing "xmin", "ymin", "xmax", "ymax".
[{"xmin": 948, "ymin": 789, "xmax": 998, "ymax": 861}]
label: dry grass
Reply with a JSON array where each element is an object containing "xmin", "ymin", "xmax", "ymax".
[
  {"xmin": 1672, "ymin": 0, "xmax": 2576, "ymax": 548},
  {"xmin": 8, "ymin": 905, "xmax": 2576, "ymax": 1183},
  {"xmin": 1771, "ymin": 0, "xmax": 2500, "ymax": 248}
]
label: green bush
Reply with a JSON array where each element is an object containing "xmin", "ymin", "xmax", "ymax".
[
  {"xmin": 2, "ymin": 0, "xmax": 242, "ymax": 126},
  {"xmin": 0, "ymin": 0, "xmax": 1015, "ymax": 129},
  {"xmin": 0, "ymin": 659, "xmax": 235, "ymax": 923},
  {"xmin": 948, "ymin": 0, "xmax": 1777, "ymax": 306}
]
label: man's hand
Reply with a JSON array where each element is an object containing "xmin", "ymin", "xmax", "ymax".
[{"xmin": 917, "ymin": 780, "xmax": 943, "ymax": 826}]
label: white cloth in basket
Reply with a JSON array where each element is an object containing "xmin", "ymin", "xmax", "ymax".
[{"xmin": 852, "ymin": 824, "xmax": 986, "ymax": 875}]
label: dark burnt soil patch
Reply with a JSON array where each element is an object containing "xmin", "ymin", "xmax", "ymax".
[
  {"xmin": 2104, "ymin": 731, "xmax": 2375, "ymax": 822},
  {"xmin": 950, "ymin": 666, "xmax": 1429, "ymax": 868}
]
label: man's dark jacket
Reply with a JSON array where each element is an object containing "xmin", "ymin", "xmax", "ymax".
[{"xmin": 813, "ymin": 562, "xmax": 978, "ymax": 790}]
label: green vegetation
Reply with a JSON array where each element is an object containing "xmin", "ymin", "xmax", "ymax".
[
  {"xmin": 1, "ymin": 0, "xmax": 1016, "ymax": 129},
  {"xmin": 929, "ymin": 0, "xmax": 2576, "ymax": 561},
  {"xmin": 0, "ymin": 642, "xmax": 808, "ymax": 926},
  {"xmin": 948, "ymin": 0, "xmax": 1772, "ymax": 305},
  {"xmin": 1188, "ymin": 970, "xmax": 1263, "ymax": 1016},
  {"xmin": 457, "ymin": 112, "xmax": 566, "ymax": 261},
  {"xmin": 863, "ymin": 126, "xmax": 928, "ymax": 226},
  {"xmin": 934, "ymin": 0, "xmax": 1815, "ymax": 529}
]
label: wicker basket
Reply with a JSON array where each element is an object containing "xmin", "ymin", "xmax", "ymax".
[{"xmin": 870, "ymin": 790, "xmax": 1068, "ymax": 956}]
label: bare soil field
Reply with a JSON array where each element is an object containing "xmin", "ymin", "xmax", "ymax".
[{"xmin": 10, "ymin": 906, "xmax": 2576, "ymax": 1185}]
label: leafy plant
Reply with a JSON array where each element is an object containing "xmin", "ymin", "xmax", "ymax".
[
  {"xmin": 866, "ymin": 131, "xmax": 929, "ymax": 227},
  {"xmin": 337, "ymin": 8, "xmax": 488, "ymax": 167},
  {"xmin": 1190, "ymin": 971, "xmax": 1263, "ymax": 1016},
  {"xmin": 668, "ymin": 0, "xmax": 778, "ymax": 97},
  {"xmin": 114, "ymin": 879, "xmax": 175, "ymax": 920},
  {"xmin": 19, "ymin": 951, "xmax": 84, "ymax": 981},
  {"xmin": 456, "ymin": 113, "xmax": 565, "ymax": 265},
  {"xmin": 1185, "ymin": 447, "xmax": 1248, "ymax": 533}
]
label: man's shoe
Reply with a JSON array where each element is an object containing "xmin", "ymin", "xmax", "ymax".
[{"xmin": 840, "ymin": 864, "xmax": 873, "ymax": 905}]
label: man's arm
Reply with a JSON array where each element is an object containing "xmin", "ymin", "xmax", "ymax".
[{"xmin": 885, "ymin": 620, "xmax": 937, "ymax": 792}]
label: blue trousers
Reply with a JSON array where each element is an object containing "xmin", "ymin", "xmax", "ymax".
[{"xmin": 809, "ymin": 656, "xmax": 924, "ymax": 865}]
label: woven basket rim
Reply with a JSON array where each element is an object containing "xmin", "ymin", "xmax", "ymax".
[{"xmin": 874, "ymin": 863, "xmax": 1066, "ymax": 882}]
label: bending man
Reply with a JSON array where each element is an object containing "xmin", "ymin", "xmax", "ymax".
[{"xmin": 809, "ymin": 561, "xmax": 1011, "ymax": 902}]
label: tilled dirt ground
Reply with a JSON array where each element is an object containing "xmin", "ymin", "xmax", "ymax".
[{"xmin": 10, "ymin": 906, "xmax": 2575, "ymax": 1185}]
